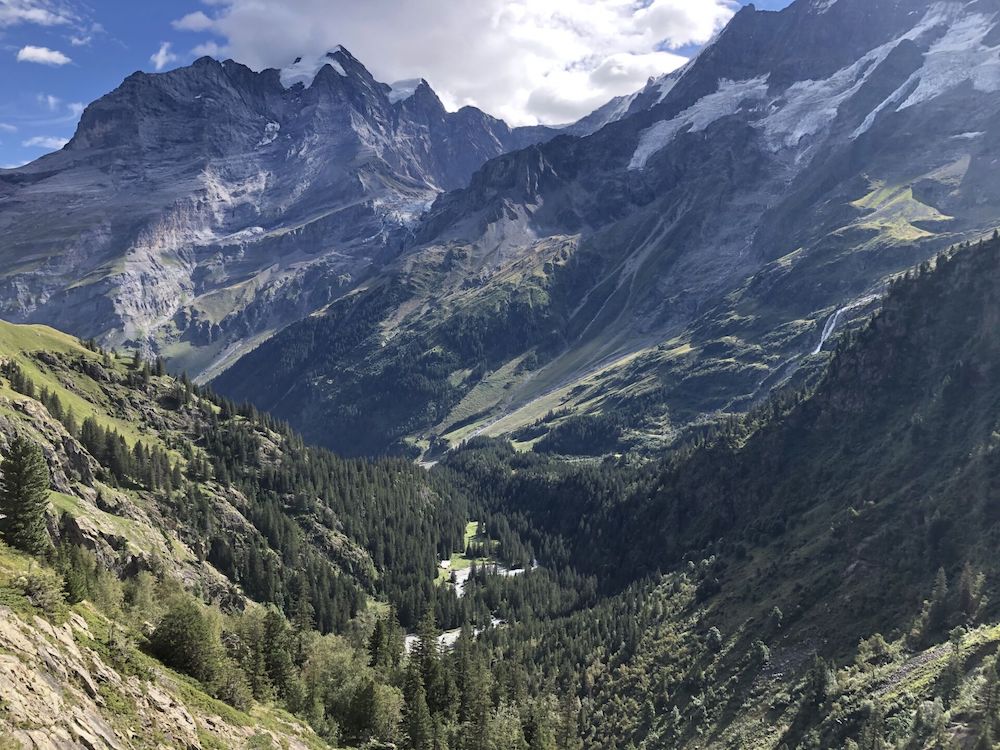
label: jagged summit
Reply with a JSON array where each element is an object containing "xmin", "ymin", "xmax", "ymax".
[
  {"xmin": 278, "ymin": 50, "xmax": 349, "ymax": 87},
  {"xmin": 11, "ymin": 0, "xmax": 1000, "ymax": 457},
  {"xmin": 388, "ymin": 78, "xmax": 429, "ymax": 103},
  {"xmin": 0, "ymin": 46, "xmax": 560, "ymax": 378}
]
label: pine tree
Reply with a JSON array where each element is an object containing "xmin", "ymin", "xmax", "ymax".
[
  {"xmin": 981, "ymin": 655, "xmax": 1000, "ymax": 722},
  {"xmin": 149, "ymin": 595, "xmax": 222, "ymax": 685},
  {"xmin": 370, "ymin": 617, "xmax": 391, "ymax": 671},
  {"xmin": 926, "ymin": 567, "xmax": 950, "ymax": 635},
  {"xmin": 460, "ymin": 653, "xmax": 492, "ymax": 750},
  {"xmin": 0, "ymin": 435, "xmax": 51, "ymax": 555},
  {"xmin": 938, "ymin": 628, "xmax": 965, "ymax": 707},
  {"xmin": 414, "ymin": 611, "xmax": 454, "ymax": 715},
  {"xmin": 858, "ymin": 701, "xmax": 886, "ymax": 750},
  {"xmin": 262, "ymin": 607, "xmax": 295, "ymax": 699},
  {"xmin": 404, "ymin": 669, "xmax": 434, "ymax": 750},
  {"xmin": 957, "ymin": 562, "xmax": 987, "ymax": 624},
  {"xmin": 556, "ymin": 691, "xmax": 583, "ymax": 750},
  {"xmin": 524, "ymin": 699, "xmax": 557, "ymax": 750},
  {"xmin": 806, "ymin": 655, "xmax": 831, "ymax": 707},
  {"xmin": 487, "ymin": 702, "xmax": 528, "ymax": 750}
]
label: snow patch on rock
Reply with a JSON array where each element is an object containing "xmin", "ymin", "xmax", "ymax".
[
  {"xmin": 280, "ymin": 52, "xmax": 346, "ymax": 89},
  {"xmin": 388, "ymin": 79, "xmax": 423, "ymax": 103},
  {"xmin": 811, "ymin": 0, "xmax": 839, "ymax": 14},
  {"xmin": 257, "ymin": 121, "xmax": 280, "ymax": 147},
  {"xmin": 897, "ymin": 9, "xmax": 1000, "ymax": 110},
  {"xmin": 629, "ymin": 76, "xmax": 770, "ymax": 170},
  {"xmin": 853, "ymin": 3, "xmax": 1000, "ymax": 138},
  {"xmin": 762, "ymin": 40, "xmax": 895, "ymax": 150}
]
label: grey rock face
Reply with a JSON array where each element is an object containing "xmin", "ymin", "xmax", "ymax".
[
  {"xmin": 0, "ymin": 47, "xmax": 552, "ymax": 376},
  {"xmin": 215, "ymin": 0, "xmax": 1000, "ymax": 456}
]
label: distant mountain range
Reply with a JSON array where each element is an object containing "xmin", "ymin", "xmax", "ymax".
[
  {"xmin": 0, "ymin": 46, "xmax": 574, "ymax": 379},
  {"xmin": 5, "ymin": 0, "xmax": 1000, "ymax": 457}
]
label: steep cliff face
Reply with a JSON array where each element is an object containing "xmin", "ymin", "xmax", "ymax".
[
  {"xmin": 216, "ymin": 0, "xmax": 1000, "ymax": 457},
  {"xmin": 0, "ymin": 48, "xmax": 556, "ymax": 379}
]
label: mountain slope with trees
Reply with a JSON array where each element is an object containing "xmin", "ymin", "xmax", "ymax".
[
  {"xmin": 439, "ymin": 233, "xmax": 1000, "ymax": 748},
  {"xmin": 0, "ymin": 320, "xmax": 574, "ymax": 748},
  {"xmin": 4, "ymin": 236, "xmax": 1000, "ymax": 749}
]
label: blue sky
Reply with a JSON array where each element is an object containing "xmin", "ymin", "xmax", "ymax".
[{"xmin": 0, "ymin": 0, "xmax": 794, "ymax": 168}]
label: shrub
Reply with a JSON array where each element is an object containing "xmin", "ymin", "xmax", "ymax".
[{"xmin": 148, "ymin": 594, "xmax": 223, "ymax": 684}]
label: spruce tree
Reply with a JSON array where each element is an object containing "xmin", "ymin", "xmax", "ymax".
[
  {"xmin": 0, "ymin": 435, "xmax": 51, "ymax": 555},
  {"xmin": 460, "ymin": 654, "xmax": 492, "ymax": 750},
  {"xmin": 415, "ymin": 611, "xmax": 454, "ymax": 715},
  {"xmin": 556, "ymin": 691, "xmax": 583, "ymax": 750},
  {"xmin": 404, "ymin": 669, "xmax": 434, "ymax": 750}
]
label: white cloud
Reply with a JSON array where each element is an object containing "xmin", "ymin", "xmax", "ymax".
[
  {"xmin": 171, "ymin": 0, "xmax": 736, "ymax": 125},
  {"xmin": 0, "ymin": 0, "xmax": 73, "ymax": 28},
  {"xmin": 70, "ymin": 22, "xmax": 103, "ymax": 46},
  {"xmin": 0, "ymin": 123, "xmax": 17, "ymax": 133},
  {"xmin": 67, "ymin": 101, "xmax": 84, "ymax": 117},
  {"xmin": 173, "ymin": 11, "xmax": 214, "ymax": 32},
  {"xmin": 191, "ymin": 40, "xmax": 222, "ymax": 58},
  {"xmin": 150, "ymin": 41, "xmax": 178, "ymax": 71},
  {"xmin": 22, "ymin": 135, "xmax": 69, "ymax": 149},
  {"xmin": 16, "ymin": 44, "xmax": 72, "ymax": 65},
  {"xmin": 37, "ymin": 92, "xmax": 61, "ymax": 110}
]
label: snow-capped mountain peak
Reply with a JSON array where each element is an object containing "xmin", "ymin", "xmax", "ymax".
[
  {"xmin": 279, "ymin": 50, "xmax": 348, "ymax": 88},
  {"xmin": 388, "ymin": 79, "xmax": 426, "ymax": 104}
]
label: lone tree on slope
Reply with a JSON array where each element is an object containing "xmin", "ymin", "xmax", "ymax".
[{"xmin": 0, "ymin": 435, "xmax": 51, "ymax": 555}]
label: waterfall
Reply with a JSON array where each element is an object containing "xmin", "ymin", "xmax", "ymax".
[
  {"xmin": 813, "ymin": 294, "xmax": 882, "ymax": 355},
  {"xmin": 813, "ymin": 307, "xmax": 847, "ymax": 354}
]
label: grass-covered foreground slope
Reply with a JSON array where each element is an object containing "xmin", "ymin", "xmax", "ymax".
[
  {"xmin": 0, "ymin": 543, "xmax": 324, "ymax": 750},
  {"xmin": 442, "ymin": 235, "xmax": 1000, "ymax": 748},
  {"xmin": 0, "ymin": 319, "xmax": 582, "ymax": 749}
]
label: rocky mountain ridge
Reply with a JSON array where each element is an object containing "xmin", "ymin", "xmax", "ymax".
[
  {"xmin": 6, "ymin": 0, "xmax": 1000, "ymax": 458},
  {"xmin": 215, "ymin": 0, "xmax": 1000, "ymax": 457},
  {"xmin": 0, "ymin": 47, "xmax": 561, "ymax": 379}
]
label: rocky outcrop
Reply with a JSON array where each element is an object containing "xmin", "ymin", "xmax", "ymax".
[{"xmin": 0, "ymin": 606, "xmax": 319, "ymax": 749}]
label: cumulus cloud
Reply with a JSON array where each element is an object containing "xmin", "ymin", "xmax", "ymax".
[
  {"xmin": 22, "ymin": 135, "xmax": 69, "ymax": 149},
  {"xmin": 150, "ymin": 41, "xmax": 178, "ymax": 71},
  {"xmin": 171, "ymin": 0, "xmax": 736, "ymax": 125},
  {"xmin": 191, "ymin": 40, "xmax": 222, "ymax": 58},
  {"xmin": 16, "ymin": 45, "xmax": 72, "ymax": 65},
  {"xmin": 0, "ymin": 0, "xmax": 74, "ymax": 28},
  {"xmin": 173, "ymin": 11, "xmax": 214, "ymax": 32}
]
